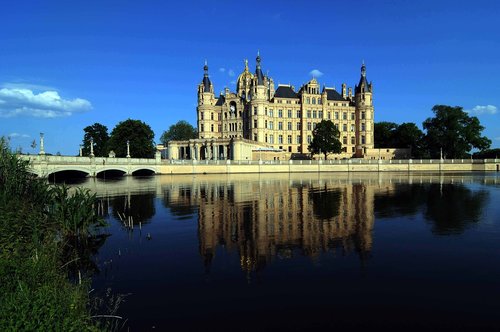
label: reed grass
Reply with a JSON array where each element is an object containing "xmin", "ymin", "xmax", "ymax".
[{"xmin": 0, "ymin": 137, "xmax": 111, "ymax": 331}]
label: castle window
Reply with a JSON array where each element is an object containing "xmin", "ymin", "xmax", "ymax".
[
  {"xmin": 350, "ymin": 124, "xmax": 355, "ymax": 132},
  {"xmin": 265, "ymin": 120, "xmax": 268, "ymax": 128},
  {"xmin": 307, "ymin": 122, "xmax": 312, "ymax": 131},
  {"xmin": 211, "ymin": 124, "xmax": 214, "ymax": 132},
  {"xmin": 225, "ymin": 112, "xmax": 228, "ymax": 119},
  {"xmin": 265, "ymin": 134, "xmax": 268, "ymax": 143},
  {"xmin": 269, "ymin": 109, "xmax": 274, "ymax": 117},
  {"xmin": 319, "ymin": 111, "xmax": 323, "ymax": 118},
  {"xmin": 201, "ymin": 124, "xmax": 204, "ymax": 132},
  {"xmin": 361, "ymin": 123, "xmax": 366, "ymax": 131},
  {"xmin": 361, "ymin": 135, "xmax": 366, "ymax": 144},
  {"xmin": 313, "ymin": 123, "xmax": 317, "ymax": 129},
  {"xmin": 343, "ymin": 112, "xmax": 347, "ymax": 120},
  {"xmin": 361, "ymin": 112, "xmax": 366, "ymax": 120},
  {"xmin": 269, "ymin": 121, "xmax": 274, "ymax": 129},
  {"xmin": 211, "ymin": 112, "xmax": 214, "ymax": 120},
  {"xmin": 201, "ymin": 112, "xmax": 204, "ymax": 120},
  {"xmin": 297, "ymin": 110, "xmax": 301, "ymax": 118},
  {"xmin": 312, "ymin": 111, "xmax": 317, "ymax": 118},
  {"xmin": 288, "ymin": 110, "xmax": 292, "ymax": 118},
  {"xmin": 224, "ymin": 124, "xmax": 227, "ymax": 131},
  {"xmin": 307, "ymin": 135, "xmax": 312, "ymax": 144},
  {"xmin": 254, "ymin": 134, "xmax": 258, "ymax": 141},
  {"xmin": 270, "ymin": 135, "xmax": 274, "ymax": 144},
  {"xmin": 335, "ymin": 112, "xmax": 339, "ymax": 120},
  {"xmin": 343, "ymin": 124, "xmax": 347, "ymax": 132},
  {"xmin": 297, "ymin": 135, "xmax": 301, "ymax": 144},
  {"xmin": 297, "ymin": 122, "xmax": 301, "ymax": 130},
  {"xmin": 351, "ymin": 136, "xmax": 355, "ymax": 145},
  {"xmin": 287, "ymin": 135, "xmax": 292, "ymax": 144},
  {"xmin": 306, "ymin": 97, "xmax": 310, "ymax": 104},
  {"xmin": 352, "ymin": 147, "xmax": 355, "ymax": 153},
  {"xmin": 318, "ymin": 98, "xmax": 322, "ymax": 105},
  {"xmin": 288, "ymin": 122, "xmax": 292, "ymax": 130},
  {"xmin": 254, "ymin": 120, "xmax": 257, "ymax": 128},
  {"xmin": 351, "ymin": 113, "xmax": 355, "ymax": 120},
  {"xmin": 278, "ymin": 122, "xmax": 283, "ymax": 130},
  {"xmin": 265, "ymin": 107, "xmax": 268, "ymax": 115},
  {"xmin": 312, "ymin": 98, "xmax": 316, "ymax": 105},
  {"xmin": 307, "ymin": 110, "xmax": 311, "ymax": 118},
  {"xmin": 254, "ymin": 107, "xmax": 258, "ymax": 115},
  {"xmin": 287, "ymin": 100, "xmax": 291, "ymax": 104},
  {"xmin": 278, "ymin": 135, "xmax": 283, "ymax": 144},
  {"xmin": 328, "ymin": 112, "xmax": 331, "ymax": 120},
  {"xmin": 278, "ymin": 109, "xmax": 283, "ymax": 118},
  {"xmin": 218, "ymin": 125, "xmax": 221, "ymax": 132},
  {"xmin": 343, "ymin": 136, "xmax": 347, "ymax": 144}
]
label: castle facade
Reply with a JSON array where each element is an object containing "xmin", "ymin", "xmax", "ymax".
[{"xmin": 196, "ymin": 54, "xmax": 374, "ymax": 159}]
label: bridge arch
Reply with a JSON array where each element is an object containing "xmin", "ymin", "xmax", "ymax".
[
  {"xmin": 96, "ymin": 167, "xmax": 128, "ymax": 178},
  {"xmin": 131, "ymin": 167, "xmax": 157, "ymax": 176},
  {"xmin": 47, "ymin": 168, "xmax": 90, "ymax": 183}
]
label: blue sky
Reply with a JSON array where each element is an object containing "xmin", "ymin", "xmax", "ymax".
[{"xmin": 1, "ymin": 0, "xmax": 499, "ymax": 154}]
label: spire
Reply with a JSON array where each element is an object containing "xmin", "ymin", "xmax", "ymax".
[
  {"xmin": 355, "ymin": 61, "xmax": 369, "ymax": 94},
  {"xmin": 202, "ymin": 60, "xmax": 211, "ymax": 93},
  {"xmin": 255, "ymin": 51, "xmax": 264, "ymax": 85}
]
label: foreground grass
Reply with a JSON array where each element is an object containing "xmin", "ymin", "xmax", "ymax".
[{"xmin": 0, "ymin": 138, "xmax": 104, "ymax": 331}]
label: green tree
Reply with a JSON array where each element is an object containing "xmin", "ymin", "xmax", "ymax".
[
  {"xmin": 374, "ymin": 122, "xmax": 398, "ymax": 148},
  {"xmin": 107, "ymin": 119, "xmax": 155, "ymax": 158},
  {"xmin": 308, "ymin": 120, "xmax": 342, "ymax": 159},
  {"xmin": 82, "ymin": 123, "xmax": 109, "ymax": 157},
  {"xmin": 394, "ymin": 122, "xmax": 426, "ymax": 158},
  {"xmin": 423, "ymin": 105, "xmax": 491, "ymax": 159},
  {"xmin": 160, "ymin": 120, "xmax": 197, "ymax": 144},
  {"xmin": 472, "ymin": 148, "xmax": 500, "ymax": 159}
]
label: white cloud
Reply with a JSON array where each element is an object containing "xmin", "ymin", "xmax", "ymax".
[
  {"xmin": 2, "ymin": 82, "xmax": 57, "ymax": 92},
  {"xmin": 0, "ymin": 87, "xmax": 92, "ymax": 118},
  {"xmin": 467, "ymin": 104, "xmax": 497, "ymax": 115},
  {"xmin": 309, "ymin": 69, "xmax": 324, "ymax": 78},
  {"xmin": 219, "ymin": 68, "xmax": 226, "ymax": 73},
  {"xmin": 8, "ymin": 132, "xmax": 30, "ymax": 138},
  {"xmin": 228, "ymin": 69, "xmax": 235, "ymax": 77}
]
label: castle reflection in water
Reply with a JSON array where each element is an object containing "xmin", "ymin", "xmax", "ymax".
[{"xmin": 158, "ymin": 173, "xmax": 389, "ymax": 273}]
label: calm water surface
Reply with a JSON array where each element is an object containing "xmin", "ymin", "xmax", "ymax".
[{"xmin": 77, "ymin": 173, "xmax": 500, "ymax": 331}]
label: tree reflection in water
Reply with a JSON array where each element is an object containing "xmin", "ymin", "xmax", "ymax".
[
  {"xmin": 374, "ymin": 183, "xmax": 489, "ymax": 235},
  {"xmin": 425, "ymin": 184, "xmax": 489, "ymax": 235},
  {"xmin": 110, "ymin": 193, "xmax": 156, "ymax": 225}
]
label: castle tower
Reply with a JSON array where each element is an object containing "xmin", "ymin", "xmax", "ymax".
[
  {"xmin": 197, "ymin": 61, "xmax": 216, "ymax": 139},
  {"xmin": 250, "ymin": 52, "xmax": 268, "ymax": 142},
  {"xmin": 354, "ymin": 62, "xmax": 374, "ymax": 156}
]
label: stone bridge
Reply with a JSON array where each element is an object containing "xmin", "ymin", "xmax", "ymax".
[{"xmin": 20, "ymin": 154, "xmax": 162, "ymax": 178}]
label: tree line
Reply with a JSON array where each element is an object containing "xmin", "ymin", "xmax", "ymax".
[
  {"xmin": 81, "ymin": 119, "xmax": 197, "ymax": 158},
  {"xmin": 311, "ymin": 105, "xmax": 494, "ymax": 159}
]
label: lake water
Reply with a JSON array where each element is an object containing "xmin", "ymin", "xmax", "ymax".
[{"xmin": 78, "ymin": 172, "xmax": 500, "ymax": 331}]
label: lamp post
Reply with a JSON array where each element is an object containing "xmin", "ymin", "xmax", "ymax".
[
  {"xmin": 90, "ymin": 138, "xmax": 94, "ymax": 157},
  {"xmin": 39, "ymin": 133, "xmax": 45, "ymax": 155},
  {"xmin": 79, "ymin": 144, "xmax": 83, "ymax": 157},
  {"xmin": 126, "ymin": 140, "xmax": 130, "ymax": 158}
]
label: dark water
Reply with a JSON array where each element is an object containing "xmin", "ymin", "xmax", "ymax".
[{"xmin": 80, "ymin": 173, "xmax": 500, "ymax": 331}]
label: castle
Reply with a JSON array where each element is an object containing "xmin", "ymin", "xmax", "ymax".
[{"xmin": 167, "ymin": 54, "xmax": 393, "ymax": 161}]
